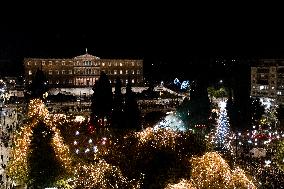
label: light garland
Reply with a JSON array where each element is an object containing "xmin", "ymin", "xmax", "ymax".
[
  {"xmin": 190, "ymin": 152, "xmax": 256, "ymax": 189},
  {"xmin": 7, "ymin": 99, "xmax": 73, "ymax": 183}
]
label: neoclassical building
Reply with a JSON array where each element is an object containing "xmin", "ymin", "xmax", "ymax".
[{"xmin": 24, "ymin": 52, "xmax": 143, "ymax": 88}]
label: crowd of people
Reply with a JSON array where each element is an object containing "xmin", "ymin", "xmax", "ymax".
[{"xmin": 0, "ymin": 107, "xmax": 19, "ymax": 189}]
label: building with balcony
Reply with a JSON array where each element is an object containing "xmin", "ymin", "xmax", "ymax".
[
  {"xmin": 251, "ymin": 59, "xmax": 284, "ymax": 105},
  {"xmin": 24, "ymin": 52, "xmax": 143, "ymax": 96}
]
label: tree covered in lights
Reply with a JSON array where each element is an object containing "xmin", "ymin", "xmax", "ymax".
[
  {"xmin": 27, "ymin": 121, "xmax": 64, "ymax": 188},
  {"xmin": 214, "ymin": 103, "xmax": 231, "ymax": 152},
  {"xmin": 91, "ymin": 71, "xmax": 113, "ymax": 127}
]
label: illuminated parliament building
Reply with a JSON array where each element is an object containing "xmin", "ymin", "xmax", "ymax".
[{"xmin": 24, "ymin": 51, "xmax": 143, "ymax": 90}]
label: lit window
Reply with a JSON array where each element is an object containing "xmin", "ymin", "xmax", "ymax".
[
  {"xmin": 120, "ymin": 70, "xmax": 123, "ymax": 74},
  {"xmin": 62, "ymin": 61, "xmax": 65, "ymax": 66},
  {"xmin": 277, "ymin": 91, "xmax": 282, "ymax": 95},
  {"xmin": 34, "ymin": 62, "xmax": 37, "ymax": 66},
  {"xmin": 56, "ymin": 70, "xmax": 59, "ymax": 75},
  {"xmin": 69, "ymin": 70, "xmax": 72, "ymax": 74},
  {"xmin": 56, "ymin": 80, "xmax": 60, "ymax": 84},
  {"xmin": 132, "ymin": 70, "xmax": 135, "ymax": 74},
  {"xmin": 252, "ymin": 86, "xmax": 256, "ymax": 89},
  {"xmin": 109, "ymin": 80, "xmax": 112, "ymax": 84},
  {"xmin": 131, "ymin": 62, "xmax": 135, "ymax": 66},
  {"xmin": 137, "ymin": 70, "xmax": 140, "ymax": 74},
  {"xmin": 102, "ymin": 63, "xmax": 105, "ymax": 66},
  {"xmin": 126, "ymin": 70, "xmax": 128, "ymax": 74},
  {"xmin": 272, "ymin": 86, "xmax": 275, "ymax": 90},
  {"xmin": 49, "ymin": 70, "xmax": 52, "ymax": 75},
  {"xmin": 114, "ymin": 62, "xmax": 117, "ymax": 66},
  {"xmin": 27, "ymin": 61, "xmax": 30, "ymax": 65},
  {"xmin": 114, "ymin": 70, "xmax": 117, "ymax": 75},
  {"xmin": 49, "ymin": 61, "xmax": 52, "ymax": 65},
  {"xmin": 108, "ymin": 62, "xmax": 112, "ymax": 66},
  {"xmin": 120, "ymin": 62, "xmax": 123, "ymax": 66},
  {"xmin": 62, "ymin": 70, "xmax": 66, "ymax": 74},
  {"xmin": 259, "ymin": 85, "xmax": 268, "ymax": 90},
  {"xmin": 28, "ymin": 70, "xmax": 32, "ymax": 75},
  {"xmin": 125, "ymin": 79, "xmax": 128, "ymax": 84},
  {"xmin": 42, "ymin": 61, "xmax": 45, "ymax": 65},
  {"xmin": 132, "ymin": 79, "xmax": 135, "ymax": 83}
]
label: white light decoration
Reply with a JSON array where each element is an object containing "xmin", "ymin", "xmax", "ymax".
[
  {"xmin": 74, "ymin": 115, "xmax": 85, "ymax": 122},
  {"xmin": 93, "ymin": 146, "xmax": 98, "ymax": 153},
  {"xmin": 75, "ymin": 131, "xmax": 80, "ymax": 135},
  {"xmin": 154, "ymin": 112, "xmax": 186, "ymax": 132}
]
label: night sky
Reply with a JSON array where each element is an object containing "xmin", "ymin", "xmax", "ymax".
[{"xmin": 1, "ymin": 10, "xmax": 284, "ymax": 80}]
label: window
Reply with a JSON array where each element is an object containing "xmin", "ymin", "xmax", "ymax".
[
  {"xmin": 132, "ymin": 79, "xmax": 135, "ymax": 83},
  {"xmin": 62, "ymin": 61, "xmax": 65, "ymax": 66},
  {"xmin": 108, "ymin": 70, "xmax": 112, "ymax": 75},
  {"xmin": 49, "ymin": 61, "xmax": 52, "ymax": 66},
  {"xmin": 109, "ymin": 80, "xmax": 112, "ymax": 84},
  {"xmin": 137, "ymin": 70, "xmax": 140, "ymax": 74},
  {"xmin": 56, "ymin": 80, "xmax": 60, "ymax": 84},
  {"xmin": 114, "ymin": 62, "xmax": 117, "ymax": 66},
  {"xmin": 69, "ymin": 70, "xmax": 72, "ymax": 74},
  {"xmin": 108, "ymin": 62, "xmax": 112, "ymax": 66},
  {"xmin": 42, "ymin": 61, "xmax": 45, "ymax": 65},
  {"xmin": 49, "ymin": 80, "xmax": 52, "ymax": 84},
  {"xmin": 120, "ymin": 70, "xmax": 123, "ymax": 74},
  {"xmin": 125, "ymin": 70, "xmax": 128, "ymax": 74},
  {"xmin": 131, "ymin": 62, "xmax": 135, "ymax": 66},
  {"xmin": 132, "ymin": 70, "xmax": 135, "ymax": 74},
  {"xmin": 272, "ymin": 86, "xmax": 275, "ymax": 90},
  {"xmin": 28, "ymin": 70, "xmax": 32, "ymax": 75},
  {"xmin": 34, "ymin": 62, "xmax": 37, "ymax": 66},
  {"xmin": 114, "ymin": 70, "xmax": 117, "ymax": 75},
  {"xmin": 125, "ymin": 79, "xmax": 128, "ymax": 84},
  {"xmin": 102, "ymin": 63, "xmax": 105, "ymax": 66},
  {"xmin": 49, "ymin": 70, "xmax": 52, "ymax": 75},
  {"xmin": 56, "ymin": 70, "xmax": 60, "ymax": 75},
  {"xmin": 27, "ymin": 61, "xmax": 31, "ymax": 66},
  {"xmin": 259, "ymin": 85, "xmax": 268, "ymax": 90},
  {"xmin": 62, "ymin": 70, "xmax": 66, "ymax": 74},
  {"xmin": 120, "ymin": 62, "xmax": 123, "ymax": 66}
]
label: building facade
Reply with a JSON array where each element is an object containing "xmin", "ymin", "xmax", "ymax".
[
  {"xmin": 251, "ymin": 59, "xmax": 284, "ymax": 104},
  {"xmin": 24, "ymin": 53, "xmax": 143, "ymax": 88}
]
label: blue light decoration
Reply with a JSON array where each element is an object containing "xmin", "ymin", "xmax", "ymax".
[
  {"xmin": 180, "ymin": 80, "xmax": 190, "ymax": 90},
  {"xmin": 174, "ymin": 78, "xmax": 180, "ymax": 85},
  {"xmin": 174, "ymin": 78, "xmax": 190, "ymax": 90}
]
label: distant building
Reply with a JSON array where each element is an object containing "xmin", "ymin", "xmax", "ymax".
[
  {"xmin": 251, "ymin": 59, "xmax": 284, "ymax": 105},
  {"xmin": 24, "ymin": 52, "xmax": 143, "ymax": 89}
]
